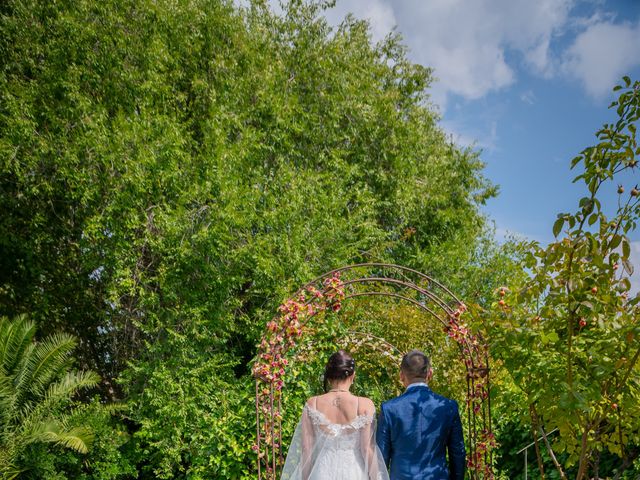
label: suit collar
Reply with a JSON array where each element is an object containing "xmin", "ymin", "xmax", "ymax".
[
  {"xmin": 406, "ymin": 382, "xmax": 428, "ymax": 390},
  {"xmin": 402, "ymin": 383, "xmax": 431, "ymax": 396}
]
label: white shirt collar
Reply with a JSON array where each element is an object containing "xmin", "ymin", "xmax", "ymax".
[{"xmin": 406, "ymin": 382, "xmax": 428, "ymax": 391}]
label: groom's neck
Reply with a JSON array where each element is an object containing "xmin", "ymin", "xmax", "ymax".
[{"xmin": 402, "ymin": 378, "xmax": 428, "ymax": 388}]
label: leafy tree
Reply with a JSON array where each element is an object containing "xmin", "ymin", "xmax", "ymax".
[
  {"xmin": 0, "ymin": 0, "xmax": 494, "ymax": 380},
  {"xmin": 489, "ymin": 78, "xmax": 640, "ymax": 479},
  {"xmin": 0, "ymin": 315, "xmax": 100, "ymax": 479}
]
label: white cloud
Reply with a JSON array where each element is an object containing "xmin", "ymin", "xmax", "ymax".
[
  {"xmin": 321, "ymin": 0, "xmax": 574, "ymax": 110},
  {"xmin": 324, "ymin": 0, "xmax": 396, "ymax": 43},
  {"xmin": 263, "ymin": 0, "xmax": 639, "ymax": 107},
  {"xmin": 561, "ymin": 20, "xmax": 640, "ymax": 98},
  {"xmin": 393, "ymin": 0, "xmax": 574, "ymax": 103},
  {"xmin": 525, "ymin": 36, "xmax": 554, "ymax": 77},
  {"xmin": 520, "ymin": 89, "xmax": 537, "ymax": 105}
]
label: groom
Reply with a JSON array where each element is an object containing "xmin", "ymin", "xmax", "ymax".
[{"xmin": 376, "ymin": 350, "xmax": 466, "ymax": 480}]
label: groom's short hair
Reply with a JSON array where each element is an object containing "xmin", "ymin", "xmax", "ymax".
[{"xmin": 401, "ymin": 350, "xmax": 431, "ymax": 380}]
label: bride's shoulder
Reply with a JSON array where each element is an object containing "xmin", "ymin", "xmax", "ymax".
[{"xmin": 357, "ymin": 396, "xmax": 376, "ymax": 416}]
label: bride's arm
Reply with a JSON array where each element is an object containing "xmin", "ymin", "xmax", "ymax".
[
  {"xmin": 359, "ymin": 399, "xmax": 385, "ymax": 480},
  {"xmin": 301, "ymin": 401, "xmax": 315, "ymax": 480}
]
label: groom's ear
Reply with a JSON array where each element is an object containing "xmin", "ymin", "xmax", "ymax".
[{"xmin": 426, "ymin": 368, "xmax": 433, "ymax": 382}]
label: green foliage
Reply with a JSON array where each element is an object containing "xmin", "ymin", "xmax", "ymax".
[
  {"xmin": 0, "ymin": 0, "xmax": 493, "ymax": 375},
  {"xmin": 15, "ymin": 400, "xmax": 135, "ymax": 480},
  {"xmin": 0, "ymin": 315, "xmax": 101, "ymax": 478},
  {"xmin": 489, "ymin": 79, "xmax": 640, "ymax": 479},
  {"xmin": 121, "ymin": 345, "xmax": 256, "ymax": 479}
]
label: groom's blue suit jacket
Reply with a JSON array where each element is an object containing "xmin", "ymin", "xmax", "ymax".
[{"xmin": 376, "ymin": 385, "xmax": 466, "ymax": 480}]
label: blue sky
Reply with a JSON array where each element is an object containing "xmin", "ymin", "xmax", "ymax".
[
  {"xmin": 319, "ymin": 0, "xmax": 640, "ymax": 241},
  {"xmin": 316, "ymin": 0, "xmax": 640, "ymax": 286}
]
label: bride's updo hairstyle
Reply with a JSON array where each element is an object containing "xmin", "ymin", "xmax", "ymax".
[{"xmin": 323, "ymin": 350, "xmax": 356, "ymax": 392}]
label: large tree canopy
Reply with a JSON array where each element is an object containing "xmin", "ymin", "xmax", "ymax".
[{"xmin": 0, "ymin": 0, "xmax": 494, "ymax": 383}]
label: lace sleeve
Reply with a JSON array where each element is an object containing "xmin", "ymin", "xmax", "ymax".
[
  {"xmin": 297, "ymin": 406, "xmax": 312, "ymax": 479},
  {"xmin": 304, "ymin": 405, "xmax": 326, "ymax": 426},
  {"xmin": 360, "ymin": 414, "xmax": 390, "ymax": 480},
  {"xmin": 281, "ymin": 406, "xmax": 315, "ymax": 480}
]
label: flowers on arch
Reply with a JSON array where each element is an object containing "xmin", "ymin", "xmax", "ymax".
[
  {"xmin": 253, "ymin": 273, "xmax": 345, "ymax": 480},
  {"xmin": 445, "ymin": 302, "xmax": 494, "ymax": 478}
]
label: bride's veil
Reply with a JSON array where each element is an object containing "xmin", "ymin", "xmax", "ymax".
[{"xmin": 280, "ymin": 404, "xmax": 389, "ymax": 480}]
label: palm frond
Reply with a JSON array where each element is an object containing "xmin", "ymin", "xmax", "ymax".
[
  {"xmin": 0, "ymin": 316, "xmax": 102, "ymax": 471},
  {"xmin": 0, "ymin": 464, "xmax": 23, "ymax": 480},
  {"xmin": 0, "ymin": 315, "xmax": 36, "ymax": 376},
  {"xmin": 50, "ymin": 426, "xmax": 94, "ymax": 453},
  {"xmin": 14, "ymin": 370, "xmax": 100, "ymax": 432},
  {"xmin": 14, "ymin": 332, "xmax": 77, "ymax": 401},
  {"xmin": 41, "ymin": 370, "xmax": 101, "ymax": 408},
  {"xmin": 0, "ymin": 374, "xmax": 14, "ymax": 429},
  {"xmin": 26, "ymin": 420, "xmax": 94, "ymax": 453}
]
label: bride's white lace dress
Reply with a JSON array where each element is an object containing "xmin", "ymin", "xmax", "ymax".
[{"xmin": 280, "ymin": 402, "xmax": 389, "ymax": 480}]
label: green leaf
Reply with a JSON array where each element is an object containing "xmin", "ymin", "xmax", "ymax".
[
  {"xmin": 580, "ymin": 301, "xmax": 594, "ymax": 311},
  {"xmin": 622, "ymin": 238, "xmax": 631, "ymax": 259},
  {"xmin": 571, "ymin": 156, "xmax": 582, "ymax": 169},
  {"xmin": 609, "ymin": 234, "xmax": 622, "ymax": 250},
  {"xmin": 553, "ymin": 217, "xmax": 564, "ymax": 237}
]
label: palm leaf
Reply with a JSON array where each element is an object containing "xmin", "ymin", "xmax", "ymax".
[
  {"xmin": 0, "ymin": 373, "xmax": 14, "ymax": 429},
  {"xmin": 40, "ymin": 370, "xmax": 100, "ymax": 410},
  {"xmin": 14, "ymin": 332, "xmax": 76, "ymax": 401},
  {"xmin": 0, "ymin": 316, "xmax": 104, "ymax": 473},
  {"xmin": 0, "ymin": 464, "xmax": 23, "ymax": 480},
  {"xmin": 15, "ymin": 370, "xmax": 100, "ymax": 435},
  {"xmin": 0, "ymin": 315, "xmax": 36, "ymax": 376},
  {"xmin": 50, "ymin": 426, "xmax": 94, "ymax": 453},
  {"xmin": 26, "ymin": 420, "xmax": 94, "ymax": 453}
]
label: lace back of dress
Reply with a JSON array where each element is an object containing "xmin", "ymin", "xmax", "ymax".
[{"xmin": 305, "ymin": 397, "xmax": 373, "ymax": 440}]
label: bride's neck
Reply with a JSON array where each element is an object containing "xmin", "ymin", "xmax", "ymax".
[{"xmin": 328, "ymin": 381, "xmax": 351, "ymax": 392}]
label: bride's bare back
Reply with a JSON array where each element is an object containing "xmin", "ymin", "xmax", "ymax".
[{"xmin": 307, "ymin": 393, "xmax": 376, "ymax": 425}]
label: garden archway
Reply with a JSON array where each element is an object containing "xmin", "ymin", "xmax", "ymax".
[{"xmin": 253, "ymin": 263, "xmax": 494, "ymax": 479}]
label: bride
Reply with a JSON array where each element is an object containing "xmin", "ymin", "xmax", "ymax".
[{"xmin": 280, "ymin": 350, "xmax": 389, "ymax": 480}]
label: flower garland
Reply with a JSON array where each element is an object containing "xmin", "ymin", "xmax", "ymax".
[
  {"xmin": 445, "ymin": 302, "xmax": 494, "ymax": 478},
  {"xmin": 253, "ymin": 273, "xmax": 345, "ymax": 479}
]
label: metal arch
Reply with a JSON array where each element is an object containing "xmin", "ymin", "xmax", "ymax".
[
  {"xmin": 345, "ymin": 291, "xmax": 445, "ymax": 322},
  {"xmin": 342, "ymin": 292, "xmax": 475, "ymax": 355},
  {"xmin": 341, "ymin": 277, "xmax": 454, "ymax": 318},
  {"xmin": 295, "ymin": 263, "xmax": 464, "ymax": 307},
  {"xmin": 255, "ymin": 263, "xmax": 493, "ymax": 480}
]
